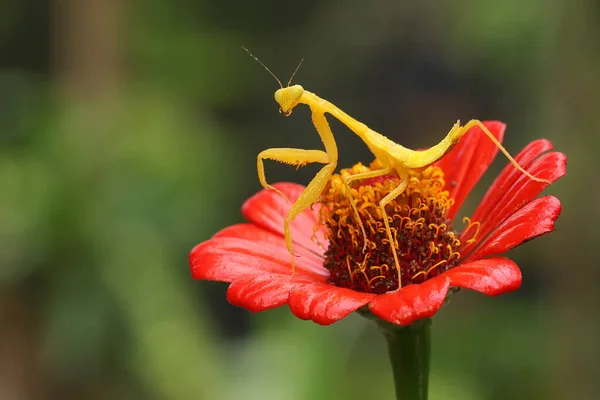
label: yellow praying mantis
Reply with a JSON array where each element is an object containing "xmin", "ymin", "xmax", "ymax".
[{"xmin": 245, "ymin": 48, "xmax": 551, "ymax": 288}]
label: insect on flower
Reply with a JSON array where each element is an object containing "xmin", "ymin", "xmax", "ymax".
[
  {"xmin": 244, "ymin": 48, "xmax": 552, "ymax": 287},
  {"xmin": 190, "ymin": 123, "xmax": 566, "ymax": 325}
]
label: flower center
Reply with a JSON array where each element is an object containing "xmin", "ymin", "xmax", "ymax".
[{"xmin": 317, "ymin": 160, "xmax": 478, "ymax": 294}]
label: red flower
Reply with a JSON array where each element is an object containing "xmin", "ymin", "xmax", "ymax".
[{"xmin": 190, "ymin": 121, "xmax": 566, "ymax": 326}]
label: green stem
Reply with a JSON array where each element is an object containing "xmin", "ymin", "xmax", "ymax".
[{"xmin": 378, "ymin": 318, "xmax": 432, "ymax": 400}]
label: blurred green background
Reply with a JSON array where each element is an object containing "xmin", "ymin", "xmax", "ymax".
[{"xmin": 0, "ymin": 0, "xmax": 597, "ymax": 399}]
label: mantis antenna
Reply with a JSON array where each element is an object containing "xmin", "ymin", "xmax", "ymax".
[
  {"xmin": 287, "ymin": 58, "xmax": 304, "ymax": 87},
  {"xmin": 242, "ymin": 46, "xmax": 283, "ymax": 89}
]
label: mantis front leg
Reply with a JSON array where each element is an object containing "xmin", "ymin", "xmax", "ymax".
[
  {"xmin": 256, "ymin": 107, "xmax": 338, "ymax": 274},
  {"xmin": 257, "ymin": 147, "xmax": 331, "ymax": 203}
]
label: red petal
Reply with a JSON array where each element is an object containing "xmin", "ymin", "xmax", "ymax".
[
  {"xmin": 443, "ymin": 257, "xmax": 521, "ymax": 296},
  {"xmin": 470, "ymin": 151, "xmax": 566, "ymax": 243},
  {"xmin": 467, "ymin": 196, "xmax": 562, "ymax": 261},
  {"xmin": 435, "ymin": 121, "xmax": 505, "ymax": 220},
  {"xmin": 214, "ymin": 223, "xmax": 326, "ymax": 273},
  {"xmin": 469, "ymin": 139, "xmax": 554, "ymax": 224},
  {"xmin": 190, "ymin": 239, "xmax": 290, "ymax": 281},
  {"xmin": 242, "ymin": 182, "xmax": 326, "ymax": 254},
  {"xmin": 190, "ymin": 230, "xmax": 328, "ymax": 283},
  {"xmin": 288, "ymin": 283, "xmax": 376, "ymax": 325},
  {"xmin": 368, "ymin": 276, "xmax": 451, "ymax": 326},
  {"xmin": 227, "ymin": 275, "xmax": 312, "ymax": 312}
]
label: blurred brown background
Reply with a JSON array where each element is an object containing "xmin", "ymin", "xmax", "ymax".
[{"xmin": 0, "ymin": 0, "xmax": 598, "ymax": 399}]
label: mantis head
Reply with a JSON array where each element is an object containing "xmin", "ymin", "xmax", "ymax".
[
  {"xmin": 240, "ymin": 47, "xmax": 305, "ymax": 116},
  {"xmin": 274, "ymin": 85, "xmax": 304, "ymax": 116}
]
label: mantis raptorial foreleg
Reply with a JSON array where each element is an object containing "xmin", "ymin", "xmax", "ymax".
[
  {"xmin": 342, "ymin": 165, "xmax": 394, "ymax": 252},
  {"xmin": 258, "ymin": 107, "xmax": 338, "ymax": 273},
  {"xmin": 258, "ymin": 148, "xmax": 331, "ymax": 203},
  {"xmin": 284, "ymin": 162, "xmax": 337, "ymax": 270}
]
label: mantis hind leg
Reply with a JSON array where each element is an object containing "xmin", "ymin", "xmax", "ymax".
[
  {"xmin": 342, "ymin": 165, "xmax": 394, "ymax": 252},
  {"xmin": 271, "ymin": 107, "xmax": 339, "ymax": 275},
  {"xmin": 461, "ymin": 120, "xmax": 551, "ymax": 184},
  {"xmin": 378, "ymin": 169, "xmax": 409, "ymax": 289}
]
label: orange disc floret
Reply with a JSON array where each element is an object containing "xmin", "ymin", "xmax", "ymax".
[{"xmin": 318, "ymin": 160, "xmax": 477, "ymax": 294}]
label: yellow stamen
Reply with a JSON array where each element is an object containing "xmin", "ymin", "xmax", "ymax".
[
  {"xmin": 462, "ymin": 217, "xmax": 481, "ymax": 246},
  {"xmin": 319, "ymin": 161, "xmax": 480, "ymax": 293}
]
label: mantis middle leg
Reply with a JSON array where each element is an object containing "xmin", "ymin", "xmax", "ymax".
[
  {"xmin": 342, "ymin": 165, "xmax": 394, "ymax": 252},
  {"xmin": 378, "ymin": 169, "xmax": 410, "ymax": 289},
  {"xmin": 460, "ymin": 120, "xmax": 551, "ymax": 184},
  {"xmin": 343, "ymin": 163, "xmax": 410, "ymax": 288}
]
